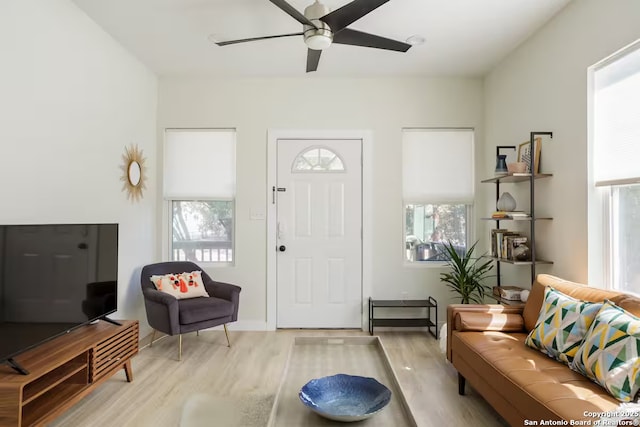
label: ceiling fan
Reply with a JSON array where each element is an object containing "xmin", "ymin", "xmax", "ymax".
[{"xmin": 215, "ymin": 0, "xmax": 411, "ymax": 72}]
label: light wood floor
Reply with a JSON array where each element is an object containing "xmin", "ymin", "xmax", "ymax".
[{"xmin": 51, "ymin": 330, "xmax": 508, "ymax": 427}]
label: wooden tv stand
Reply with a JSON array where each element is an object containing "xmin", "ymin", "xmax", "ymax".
[{"xmin": 0, "ymin": 320, "xmax": 138, "ymax": 426}]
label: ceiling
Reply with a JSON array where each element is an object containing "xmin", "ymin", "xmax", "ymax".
[{"xmin": 71, "ymin": 0, "xmax": 571, "ymax": 77}]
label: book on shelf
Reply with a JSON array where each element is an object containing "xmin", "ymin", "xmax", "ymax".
[
  {"xmin": 505, "ymin": 235, "xmax": 528, "ymax": 260},
  {"xmin": 491, "ymin": 229, "xmax": 519, "ymax": 258},
  {"xmin": 492, "ymin": 211, "xmax": 530, "ymax": 219},
  {"xmin": 490, "ymin": 228, "xmax": 508, "ymax": 257},
  {"xmin": 506, "ymin": 211, "xmax": 530, "ymax": 218},
  {"xmin": 490, "ymin": 229, "xmax": 528, "ymax": 259},
  {"xmin": 492, "ymin": 286, "xmax": 524, "ymax": 301}
]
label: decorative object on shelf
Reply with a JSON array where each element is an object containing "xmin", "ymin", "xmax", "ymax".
[
  {"xmin": 513, "ymin": 244, "xmax": 531, "ymax": 261},
  {"xmin": 520, "ymin": 289, "xmax": 530, "ymax": 302},
  {"xmin": 518, "ymin": 137, "xmax": 542, "ymax": 174},
  {"xmin": 299, "ymin": 374, "xmax": 392, "ymax": 422},
  {"xmin": 440, "ymin": 240, "xmax": 494, "ymax": 304},
  {"xmin": 120, "ymin": 144, "xmax": 147, "ymax": 202},
  {"xmin": 493, "ymin": 285, "xmax": 524, "ymax": 301},
  {"xmin": 507, "ymin": 162, "xmax": 527, "ymax": 174},
  {"xmin": 506, "ymin": 211, "xmax": 529, "ymax": 218},
  {"xmin": 496, "ymin": 192, "xmax": 517, "ymax": 212},
  {"xmin": 495, "ymin": 145, "xmax": 516, "ymax": 176}
]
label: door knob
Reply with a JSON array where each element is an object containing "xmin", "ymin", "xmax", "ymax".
[{"xmin": 278, "ymin": 245, "xmax": 286, "ymax": 252}]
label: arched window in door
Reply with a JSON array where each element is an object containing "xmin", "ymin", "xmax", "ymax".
[{"xmin": 292, "ymin": 147, "xmax": 345, "ymax": 172}]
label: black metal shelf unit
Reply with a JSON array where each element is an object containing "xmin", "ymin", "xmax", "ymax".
[
  {"xmin": 368, "ymin": 297, "xmax": 438, "ymax": 338},
  {"xmin": 483, "ymin": 131, "xmax": 553, "ymax": 286}
]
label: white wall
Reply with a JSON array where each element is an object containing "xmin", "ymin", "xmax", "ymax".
[
  {"xmin": 158, "ymin": 77, "xmax": 483, "ymax": 327},
  {"xmin": 0, "ymin": 0, "xmax": 158, "ymax": 328},
  {"xmin": 483, "ymin": 0, "xmax": 640, "ymax": 286}
]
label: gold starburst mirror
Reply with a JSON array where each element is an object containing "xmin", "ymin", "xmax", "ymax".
[{"xmin": 119, "ymin": 144, "xmax": 147, "ymax": 202}]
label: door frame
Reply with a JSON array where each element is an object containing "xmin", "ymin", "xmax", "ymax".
[{"xmin": 267, "ymin": 129, "xmax": 373, "ymax": 330}]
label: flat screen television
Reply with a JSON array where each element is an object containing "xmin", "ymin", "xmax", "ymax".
[{"xmin": 0, "ymin": 223, "xmax": 118, "ymax": 374}]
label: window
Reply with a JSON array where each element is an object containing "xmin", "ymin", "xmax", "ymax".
[
  {"xmin": 164, "ymin": 129, "xmax": 236, "ymax": 264},
  {"xmin": 592, "ymin": 42, "xmax": 640, "ymax": 292},
  {"xmin": 402, "ymin": 129, "xmax": 474, "ymax": 262},
  {"xmin": 292, "ymin": 147, "xmax": 345, "ymax": 171}
]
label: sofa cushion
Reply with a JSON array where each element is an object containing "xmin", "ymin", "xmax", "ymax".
[
  {"xmin": 523, "ymin": 275, "xmax": 621, "ymax": 332},
  {"xmin": 525, "ymin": 287, "xmax": 603, "ymax": 364},
  {"xmin": 178, "ymin": 296, "xmax": 234, "ymax": 325},
  {"xmin": 572, "ymin": 301, "xmax": 640, "ymax": 402},
  {"xmin": 452, "ymin": 330, "xmax": 620, "ymax": 423},
  {"xmin": 454, "ymin": 311, "xmax": 523, "ymax": 332}
]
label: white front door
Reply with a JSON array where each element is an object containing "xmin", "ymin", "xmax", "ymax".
[{"xmin": 276, "ymin": 139, "xmax": 362, "ymax": 328}]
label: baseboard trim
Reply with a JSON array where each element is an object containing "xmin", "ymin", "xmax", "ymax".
[{"xmin": 205, "ymin": 320, "xmax": 268, "ymax": 331}]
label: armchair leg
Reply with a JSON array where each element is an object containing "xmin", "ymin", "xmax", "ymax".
[
  {"xmin": 196, "ymin": 330, "xmax": 199, "ymax": 337},
  {"xmin": 149, "ymin": 329, "xmax": 157, "ymax": 347},
  {"xmin": 178, "ymin": 335, "xmax": 183, "ymax": 361},
  {"xmin": 224, "ymin": 324, "xmax": 231, "ymax": 347},
  {"xmin": 458, "ymin": 373, "xmax": 466, "ymax": 395}
]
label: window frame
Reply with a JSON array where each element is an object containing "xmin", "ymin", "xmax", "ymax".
[
  {"xmin": 589, "ymin": 39, "xmax": 640, "ymax": 290},
  {"xmin": 291, "ymin": 145, "xmax": 346, "ymax": 172},
  {"xmin": 401, "ymin": 127, "xmax": 476, "ymax": 266},
  {"xmin": 162, "ymin": 128, "xmax": 237, "ymax": 267}
]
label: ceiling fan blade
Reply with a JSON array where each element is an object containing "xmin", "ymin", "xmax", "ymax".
[
  {"xmin": 320, "ymin": 0, "xmax": 390, "ymax": 32},
  {"xmin": 269, "ymin": 0, "xmax": 317, "ymax": 28},
  {"xmin": 333, "ymin": 28, "xmax": 411, "ymax": 52},
  {"xmin": 215, "ymin": 32, "xmax": 303, "ymax": 46},
  {"xmin": 306, "ymin": 49, "xmax": 322, "ymax": 72}
]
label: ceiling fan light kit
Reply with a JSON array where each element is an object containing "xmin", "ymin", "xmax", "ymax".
[
  {"xmin": 305, "ymin": 30, "xmax": 333, "ymax": 50},
  {"xmin": 405, "ymin": 35, "xmax": 425, "ymax": 46},
  {"xmin": 304, "ymin": 23, "xmax": 333, "ymax": 50},
  {"xmin": 216, "ymin": 0, "xmax": 411, "ymax": 72}
]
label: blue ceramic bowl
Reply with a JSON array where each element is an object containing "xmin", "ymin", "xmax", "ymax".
[{"xmin": 299, "ymin": 374, "xmax": 392, "ymax": 422}]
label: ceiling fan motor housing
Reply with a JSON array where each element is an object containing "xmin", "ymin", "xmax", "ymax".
[{"xmin": 303, "ymin": 1, "xmax": 333, "ymax": 50}]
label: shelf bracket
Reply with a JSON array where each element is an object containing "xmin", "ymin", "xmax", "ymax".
[{"xmin": 528, "ymin": 131, "xmax": 553, "ymax": 284}]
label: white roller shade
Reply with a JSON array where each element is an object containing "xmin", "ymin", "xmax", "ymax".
[
  {"xmin": 164, "ymin": 129, "xmax": 236, "ymax": 198},
  {"xmin": 594, "ymin": 45, "xmax": 640, "ymax": 186},
  {"xmin": 402, "ymin": 129, "xmax": 474, "ymax": 203}
]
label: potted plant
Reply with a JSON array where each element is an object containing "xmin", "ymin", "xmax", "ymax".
[{"xmin": 439, "ymin": 240, "xmax": 494, "ymax": 304}]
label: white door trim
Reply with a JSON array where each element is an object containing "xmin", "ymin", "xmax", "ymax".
[{"xmin": 267, "ymin": 129, "xmax": 373, "ymax": 330}]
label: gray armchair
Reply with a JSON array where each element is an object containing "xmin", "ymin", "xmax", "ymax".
[{"xmin": 140, "ymin": 261, "xmax": 241, "ymax": 360}]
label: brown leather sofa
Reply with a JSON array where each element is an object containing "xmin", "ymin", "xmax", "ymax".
[{"xmin": 447, "ymin": 274, "xmax": 640, "ymax": 425}]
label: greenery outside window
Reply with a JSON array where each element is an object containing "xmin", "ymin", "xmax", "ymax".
[
  {"xmin": 405, "ymin": 204, "xmax": 468, "ymax": 262},
  {"xmin": 171, "ymin": 200, "xmax": 234, "ymax": 263}
]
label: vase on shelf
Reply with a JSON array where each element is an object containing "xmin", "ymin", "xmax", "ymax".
[
  {"xmin": 496, "ymin": 192, "xmax": 516, "ymax": 212},
  {"xmin": 495, "ymin": 154, "xmax": 508, "ymax": 176}
]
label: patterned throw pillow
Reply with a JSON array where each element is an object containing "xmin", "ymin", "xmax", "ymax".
[
  {"xmin": 525, "ymin": 287, "xmax": 603, "ymax": 364},
  {"xmin": 571, "ymin": 301, "xmax": 640, "ymax": 402},
  {"xmin": 150, "ymin": 271, "xmax": 209, "ymax": 300}
]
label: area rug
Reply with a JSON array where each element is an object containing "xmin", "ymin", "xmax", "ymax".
[{"xmin": 180, "ymin": 393, "xmax": 274, "ymax": 427}]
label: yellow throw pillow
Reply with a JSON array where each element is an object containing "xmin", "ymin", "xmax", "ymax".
[
  {"xmin": 150, "ymin": 271, "xmax": 209, "ymax": 300},
  {"xmin": 571, "ymin": 301, "xmax": 640, "ymax": 402},
  {"xmin": 525, "ymin": 287, "xmax": 603, "ymax": 364}
]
